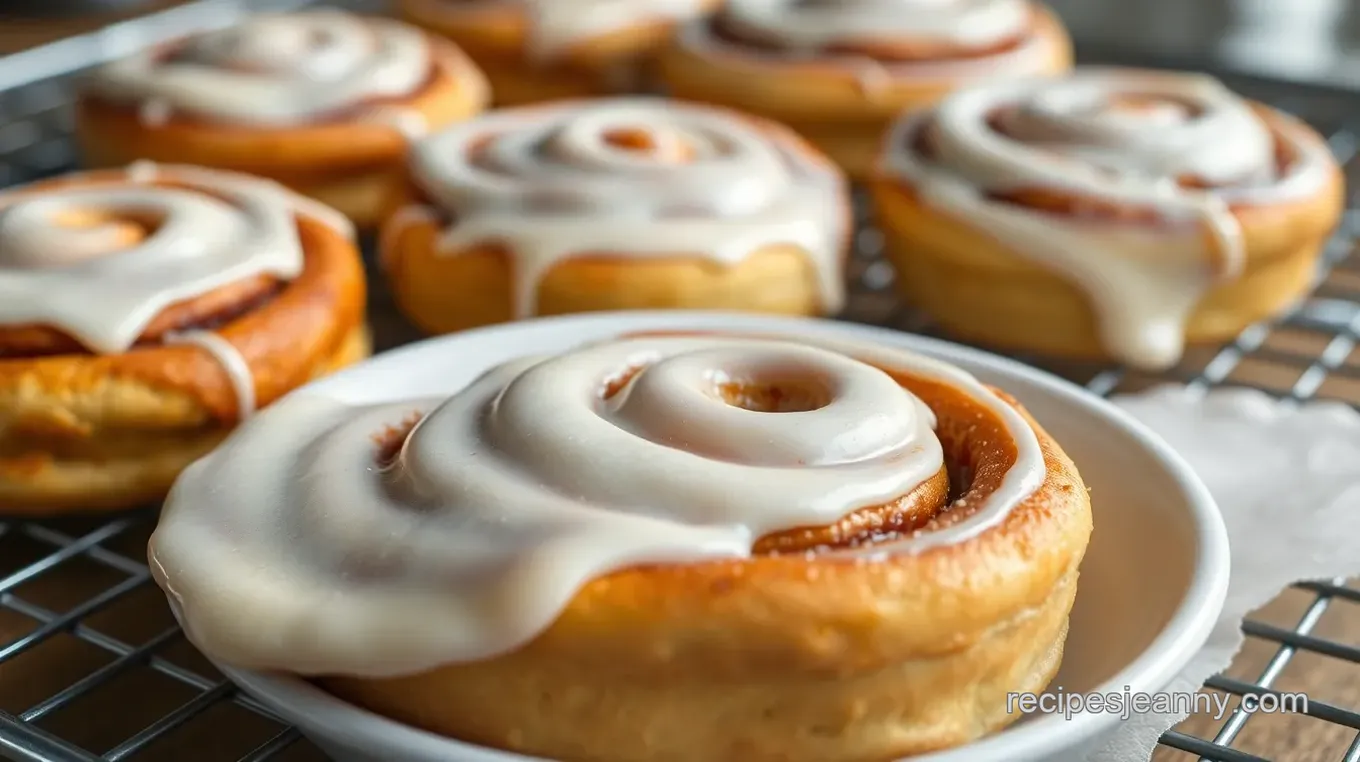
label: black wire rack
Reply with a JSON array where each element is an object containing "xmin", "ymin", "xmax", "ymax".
[{"xmin": 0, "ymin": 2, "xmax": 1358, "ymax": 761}]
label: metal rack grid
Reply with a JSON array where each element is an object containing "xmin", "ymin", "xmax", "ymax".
[{"xmin": 0, "ymin": 3, "xmax": 1357, "ymax": 761}]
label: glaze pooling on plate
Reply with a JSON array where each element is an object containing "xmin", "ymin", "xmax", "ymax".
[
  {"xmin": 394, "ymin": 96, "xmax": 850, "ymax": 317},
  {"xmin": 881, "ymin": 69, "xmax": 1335, "ymax": 370},
  {"xmin": 148, "ymin": 333, "xmax": 1044, "ymax": 677}
]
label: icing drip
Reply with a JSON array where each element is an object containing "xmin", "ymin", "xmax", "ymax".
[
  {"xmin": 379, "ymin": 204, "xmax": 442, "ymax": 273},
  {"xmin": 165, "ymin": 331, "xmax": 258, "ymax": 419},
  {"xmin": 881, "ymin": 68, "xmax": 1335, "ymax": 370},
  {"xmin": 0, "ymin": 163, "xmax": 348, "ymax": 422},
  {"xmin": 407, "ymin": 97, "xmax": 849, "ymax": 316},
  {"xmin": 86, "ymin": 10, "xmax": 436, "ymax": 129},
  {"xmin": 0, "ymin": 164, "xmax": 337, "ymax": 354},
  {"xmin": 148, "ymin": 334, "xmax": 1045, "ymax": 675},
  {"xmin": 681, "ymin": 0, "xmax": 1057, "ymax": 88}
]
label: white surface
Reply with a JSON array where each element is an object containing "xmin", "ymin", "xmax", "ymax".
[
  {"xmin": 1097, "ymin": 384, "xmax": 1360, "ymax": 761},
  {"xmin": 205, "ymin": 311, "xmax": 1231, "ymax": 762}
]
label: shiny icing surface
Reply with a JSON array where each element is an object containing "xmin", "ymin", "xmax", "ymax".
[
  {"xmin": 425, "ymin": 0, "xmax": 713, "ymax": 60},
  {"xmin": 881, "ymin": 68, "xmax": 1335, "ymax": 369},
  {"xmin": 722, "ymin": 0, "xmax": 1032, "ymax": 49},
  {"xmin": 0, "ymin": 163, "xmax": 352, "ymax": 417},
  {"xmin": 86, "ymin": 10, "xmax": 446, "ymax": 131},
  {"xmin": 397, "ymin": 96, "xmax": 849, "ymax": 316},
  {"xmin": 149, "ymin": 333, "xmax": 1045, "ymax": 675},
  {"xmin": 681, "ymin": 0, "xmax": 1058, "ymax": 84}
]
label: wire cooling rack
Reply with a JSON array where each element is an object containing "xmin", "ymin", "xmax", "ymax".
[{"xmin": 0, "ymin": 3, "xmax": 1358, "ymax": 761}]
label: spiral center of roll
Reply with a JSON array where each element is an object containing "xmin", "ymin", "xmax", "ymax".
[
  {"xmin": 597, "ymin": 344, "xmax": 921, "ymax": 467},
  {"xmin": 600, "ymin": 126, "xmax": 691, "ymax": 164},
  {"xmin": 1092, "ymin": 95, "xmax": 1195, "ymax": 127},
  {"xmin": 715, "ymin": 374, "xmax": 831, "ymax": 414},
  {"xmin": 0, "ymin": 199, "xmax": 166, "ymax": 269}
]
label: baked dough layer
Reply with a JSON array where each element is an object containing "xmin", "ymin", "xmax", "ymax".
[
  {"xmin": 383, "ymin": 214, "xmax": 836, "ymax": 335},
  {"xmin": 74, "ymin": 34, "xmax": 487, "ymax": 228},
  {"xmin": 656, "ymin": 4, "xmax": 1072, "ymax": 178},
  {"xmin": 0, "ymin": 174, "xmax": 369, "ymax": 514},
  {"xmin": 396, "ymin": 0, "xmax": 723, "ymax": 106},
  {"xmin": 322, "ymin": 381, "xmax": 1092, "ymax": 762},
  {"xmin": 869, "ymin": 104, "xmax": 1346, "ymax": 362}
]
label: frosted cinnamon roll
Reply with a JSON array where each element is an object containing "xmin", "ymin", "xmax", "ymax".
[
  {"xmin": 396, "ymin": 0, "xmax": 722, "ymax": 106},
  {"xmin": 74, "ymin": 10, "xmax": 489, "ymax": 228},
  {"xmin": 381, "ymin": 97, "xmax": 852, "ymax": 334},
  {"xmin": 656, "ymin": 0, "xmax": 1072, "ymax": 178},
  {"xmin": 869, "ymin": 68, "xmax": 1346, "ymax": 370},
  {"xmin": 149, "ymin": 331, "xmax": 1091, "ymax": 762},
  {"xmin": 0, "ymin": 164, "xmax": 369, "ymax": 515}
]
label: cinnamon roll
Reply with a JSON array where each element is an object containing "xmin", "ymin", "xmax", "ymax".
[
  {"xmin": 869, "ymin": 68, "xmax": 1346, "ymax": 370},
  {"xmin": 0, "ymin": 164, "xmax": 369, "ymax": 515},
  {"xmin": 74, "ymin": 10, "xmax": 490, "ymax": 228},
  {"xmin": 395, "ymin": 0, "xmax": 722, "ymax": 106},
  {"xmin": 381, "ymin": 97, "xmax": 852, "ymax": 334},
  {"xmin": 149, "ymin": 331, "xmax": 1091, "ymax": 762},
  {"xmin": 656, "ymin": 0, "xmax": 1072, "ymax": 178}
]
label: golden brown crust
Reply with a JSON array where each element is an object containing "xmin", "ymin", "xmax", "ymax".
[
  {"xmin": 396, "ymin": 0, "xmax": 723, "ymax": 105},
  {"xmin": 867, "ymin": 103, "xmax": 1347, "ymax": 361},
  {"xmin": 0, "ymin": 325, "xmax": 370, "ymax": 515},
  {"xmin": 655, "ymin": 4, "xmax": 1073, "ymax": 178},
  {"xmin": 378, "ymin": 107, "xmax": 853, "ymax": 335},
  {"xmin": 73, "ymin": 32, "xmax": 487, "ymax": 227},
  {"xmin": 383, "ymin": 217, "xmax": 836, "ymax": 335},
  {"xmin": 322, "ymin": 374, "xmax": 1092, "ymax": 762},
  {"xmin": 0, "ymin": 171, "xmax": 370, "ymax": 515}
]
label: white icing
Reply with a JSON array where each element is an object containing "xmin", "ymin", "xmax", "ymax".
[
  {"xmin": 165, "ymin": 331, "xmax": 258, "ymax": 419},
  {"xmin": 85, "ymin": 10, "xmax": 451, "ymax": 132},
  {"xmin": 148, "ymin": 333, "xmax": 1046, "ymax": 675},
  {"xmin": 721, "ymin": 0, "xmax": 1032, "ymax": 49},
  {"xmin": 414, "ymin": 0, "xmax": 714, "ymax": 61},
  {"xmin": 0, "ymin": 164, "xmax": 335, "ymax": 354},
  {"xmin": 403, "ymin": 97, "xmax": 849, "ymax": 316},
  {"xmin": 0, "ymin": 164, "xmax": 349, "ymax": 421},
  {"xmin": 678, "ymin": 0, "xmax": 1059, "ymax": 89},
  {"xmin": 880, "ymin": 68, "xmax": 1335, "ymax": 370}
]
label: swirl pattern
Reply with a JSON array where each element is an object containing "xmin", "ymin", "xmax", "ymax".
[
  {"xmin": 680, "ymin": 0, "xmax": 1060, "ymax": 85},
  {"xmin": 404, "ymin": 97, "xmax": 849, "ymax": 316},
  {"xmin": 86, "ymin": 11, "xmax": 435, "ymax": 127},
  {"xmin": 149, "ymin": 334, "xmax": 1045, "ymax": 676},
  {"xmin": 0, "ymin": 164, "xmax": 348, "ymax": 354},
  {"xmin": 720, "ymin": 0, "xmax": 1033, "ymax": 50},
  {"xmin": 417, "ymin": 0, "xmax": 716, "ymax": 59},
  {"xmin": 879, "ymin": 68, "xmax": 1336, "ymax": 368}
]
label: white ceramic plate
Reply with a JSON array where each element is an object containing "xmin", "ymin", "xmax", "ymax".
[{"xmin": 204, "ymin": 311, "xmax": 1231, "ymax": 762}]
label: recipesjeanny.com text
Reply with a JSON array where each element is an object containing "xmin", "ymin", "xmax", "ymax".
[{"xmin": 1008, "ymin": 687, "xmax": 1309, "ymax": 721}]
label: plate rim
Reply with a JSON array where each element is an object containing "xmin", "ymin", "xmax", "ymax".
[{"xmin": 206, "ymin": 310, "xmax": 1232, "ymax": 762}]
